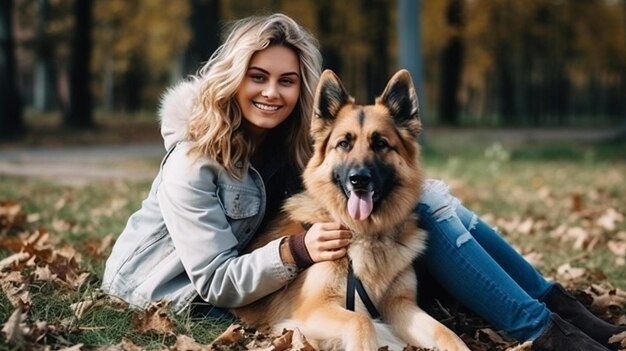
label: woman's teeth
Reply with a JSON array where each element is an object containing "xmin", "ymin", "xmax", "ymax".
[{"xmin": 254, "ymin": 102, "xmax": 279, "ymax": 111}]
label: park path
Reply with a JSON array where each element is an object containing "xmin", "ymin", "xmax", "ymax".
[
  {"xmin": 0, "ymin": 126, "xmax": 623, "ymax": 185},
  {"xmin": 0, "ymin": 143, "xmax": 165, "ymax": 185}
]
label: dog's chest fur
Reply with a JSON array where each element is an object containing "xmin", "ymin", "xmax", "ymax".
[{"xmin": 287, "ymin": 192, "xmax": 426, "ymax": 301}]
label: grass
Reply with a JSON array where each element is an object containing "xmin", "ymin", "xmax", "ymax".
[{"xmin": 0, "ymin": 122, "xmax": 625, "ymax": 349}]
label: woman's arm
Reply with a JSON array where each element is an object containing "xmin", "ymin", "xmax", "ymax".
[{"xmin": 157, "ymin": 146, "xmax": 296, "ymax": 308}]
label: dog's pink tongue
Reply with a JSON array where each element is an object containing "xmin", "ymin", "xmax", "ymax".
[{"xmin": 348, "ymin": 191, "xmax": 373, "ymax": 221}]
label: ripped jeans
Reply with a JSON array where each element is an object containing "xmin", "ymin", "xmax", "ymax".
[{"xmin": 416, "ymin": 180, "xmax": 553, "ymax": 341}]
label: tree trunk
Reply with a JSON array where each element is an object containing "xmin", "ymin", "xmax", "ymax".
[
  {"xmin": 181, "ymin": 0, "xmax": 220, "ymax": 77},
  {"xmin": 364, "ymin": 0, "xmax": 389, "ymax": 102},
  {"xmin": 121, "ymin": 56, "xmax": 144, "ymax": 112},
  {"xmin": 0, "ymin": 0, "xmax": 25, "ymax": 139},
  {"xmin": 492, "ymin": 3, "xmax": 517, "ymax": 125},
  {"xmin": 438, "ymin": 0, "xmax": 464, "ymax": 126},
  {"xmin": 317, "ymin": 0, "xmax": 342, "ymax": 75},
  {"xmin": 619, "ymin": 1, "xmax": 626, "ymax": 131},
  {"xmin": 33, "ymin": 0, "xmax": 56, "ymax": 111},
  {"xmin": 64, "ymin": 0, "xmax": 93, "ymax": 129}
]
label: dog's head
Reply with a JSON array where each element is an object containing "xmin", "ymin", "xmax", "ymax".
[{"xmin": 303, "ymin": 69, "xmax": 423, "ymax": 230}]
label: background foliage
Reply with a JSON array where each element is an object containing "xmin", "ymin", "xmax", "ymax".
[{"xmin": 3, "ymin": 0, "xmax": 626, "ymax": 134}]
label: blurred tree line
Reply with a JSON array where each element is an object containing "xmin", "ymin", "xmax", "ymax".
[{"xmin": 1, "ymin": 0, "xmax": 625, "ymax": 139}]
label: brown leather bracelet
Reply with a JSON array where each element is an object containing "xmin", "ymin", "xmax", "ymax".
[
  {"xmin": 279, "ymin": 237, "xmax": 296, "ymax": 265},
  {"xmin": 288, "ymin": 231, "xmax": 314, "ymax": 269}
]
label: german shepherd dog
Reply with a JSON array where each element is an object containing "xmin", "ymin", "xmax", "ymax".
[{"xmin": 234, "ymin": 70, "xmax": 470, "ymax": 351}]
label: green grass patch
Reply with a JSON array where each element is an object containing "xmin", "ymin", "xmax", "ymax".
[{"xmin": 0, "ymin": 142, "xmax": 625, "ymax": 349}]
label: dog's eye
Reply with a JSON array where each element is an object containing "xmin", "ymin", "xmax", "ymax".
[
  {"xmin": 372, "ymin": 138, "xmax": 390, "ymax": 151},
  {"xmin": 337, "ymin": 140, "xmax": 350, "ymax": 150}
]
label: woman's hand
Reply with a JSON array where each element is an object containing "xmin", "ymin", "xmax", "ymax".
[{"xmin": 304, "ymin": 222, "xmax": 352, "ymax": 262}]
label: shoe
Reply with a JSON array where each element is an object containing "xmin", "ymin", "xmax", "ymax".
[
  {"xmin": 531, "ymin": 314, "xmax": 610, "ymax": 351},
  {"xmin": 541, "ymin": 283, "xmax": 626, "ymax": 351}
]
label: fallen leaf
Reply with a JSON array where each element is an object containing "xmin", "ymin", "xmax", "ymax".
[
  {"xmin": 1, "ymin": 307, "xmax": 27, "ymax": 346},
  {"xmin": 565, "ymin": 227, "xmax": 590, "ymax": 250},
  {"xmin": 505, "ymin": 341, "xmax": 533, "ymax": 351},
  {"xmin": 118, "ymin": 337, "xmax": 144, "ymax": 351},
  {"xmin": 570, "ymin": 192, "xmax": 584, "ymax": 212},
  {"xmin": 54, "ymin": 196, "xmax": 68, "ymax": 211},
  {"xmin": 26, "ymin": 212, "xmax": 41, "ymax": 223},
  {"xmin": 92, "ymin": 346, "xmax": 124, "ymax": 351},
  {"xmin": 597, "ymin": 208, "xmax": 624, "ymax": 232},
  {"xmin": 608, "ymin": 240, "xmax": 626, "ymax": 257},
  {"xmin": 32, "ymin": 320, "xmax": 49, "ymax": 342},
  {"xmin": 589, "ymin": 290, "xmax": 626, "ymax": 316},
  {"xmin": 58, "ymin": 344, "xmax": 84, "ymax": 351},
  {"xmin": 83, "ymin": 234, "xmax": 116, "ymax": 258},
  {"xmin": 1, "ymin": 271, "xmax": 22, "ymax": 283},
  {"xmin": 272, "ymin": 329, "xmax": 293, "ymax": 351},
  {"xmin": 608, "ymin": 331, "xmax": 626, "ymax": 349},
  {"xmin": 211, "ymin": 323, "xmax": 243, "ymax": 346},
  {"xmin": 291, "ymin": 328, "xmax": 316, "ymax": 351},
  {"xmin": 70, "ymin": 293, "xmax": 117, "ymax": 319},
  {"xmin": 71, "ymin": 300, "xmax": 96, "ymax": 319},
  {"xmin": 477, "ymin": 328, "xmax": 508, "ymax": 344},
  {"xmin": 0, "ymin": 252, "xmax": 30, "ymax": 272},
  {"xmin": 64, "ymin": 271, "xmax": 91, "ymax": 290},
  {"xmin": 173, "ymin": 334, "xmax": 211, "ymax": 351},
  {"xmin": 244, "ymin": 328, "xmax": 273, "ymax": 350},
  {"xmin": 0, "ymin": 281, "xmax": 31, "ymax": 307},
  {"xmin": 130, "ymin": 301, "xmax": 176, "ymax": 334},
  {"xmin": 35, "ymin": 265, "xmax": 56, "ymax": 282},
  {"xmin": 52, "ymin": 218, "xmax": 75, "ymax": 234},
  {"xmin": 556, "ymin": 263, "xmax": 587, "ymax": 282},
  {"xmin": 516, "ymin": 218, "xmax": 534, "ymax": 235},
  {"xmin": 0, "ymin": 200, "xmax": 27, "ymax": 232}
]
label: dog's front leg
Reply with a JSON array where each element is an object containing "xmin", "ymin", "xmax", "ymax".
[
  {"xmin": 384, "ymin": 296, "xmax": 470, "ymax": 351},
  {"xmin": 297, "ymin": 303, "xmax": 379, "ymax": 351},
  {"xmin": 382, "ymin": 271, "xmax": 470, "ymax": 351}
]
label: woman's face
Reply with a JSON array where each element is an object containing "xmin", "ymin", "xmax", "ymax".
[{"xmin": 236, "ymin": 45, "xmax": 301, "ymax": 138}]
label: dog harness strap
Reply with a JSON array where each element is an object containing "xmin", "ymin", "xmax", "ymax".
[
  {"xmin": 346, "ymin": 264, "xmax": 356, "ymax": 312},
  {"xmin": 355, "ymin": 278, "xmax": 381, "ymax": 319},
  {"xmin": 346, "ymin": 262, "xmax": 381, "ymax": 319}
]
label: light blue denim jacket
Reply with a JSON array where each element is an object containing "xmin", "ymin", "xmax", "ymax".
[{"xmin": 101, "ymin": 80, "xmax": 297, "ymax": 312}]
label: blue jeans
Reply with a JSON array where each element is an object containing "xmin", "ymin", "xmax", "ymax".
[{"xmin": 416, "ymin": 180, "xmax": 553, "ymax": 341}]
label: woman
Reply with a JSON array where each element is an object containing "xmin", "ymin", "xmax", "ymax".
[
  {"xmin": 102, "ymin": 13, "xmax": 349, "ymax": 315},
  {"xmin": 102, "ymin": 13, "xmax": 624, "ymax": 351}
]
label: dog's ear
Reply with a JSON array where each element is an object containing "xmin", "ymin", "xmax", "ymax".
[
  {"xmin": 377, "ymin": 69, "xmax": 421, "ymax": 136},
  {"xmin": 313, "ymin": 70, "xmax": 352, "ymax": 121},
  {"xmin": 311, "ymin": 70, "xmax": 353, "ymax": 143}
]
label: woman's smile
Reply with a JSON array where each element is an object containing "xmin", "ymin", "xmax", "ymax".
[{"xmin": 253, "ymin": 101, "xmax": 282, "ymax": 112}]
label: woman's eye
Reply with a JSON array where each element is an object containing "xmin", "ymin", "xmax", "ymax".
[
  {"xmin": 280, "ymin": 78, "xmax": 294, "ymax": 86},
  {"xmin": 250, "ymin": 75, "xmax": 265, "ymax": 82}
]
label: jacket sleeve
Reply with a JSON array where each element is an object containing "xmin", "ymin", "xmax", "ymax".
[{"xmin": 156, "ymin": 145, "xmax": 297, "ymax": 308}]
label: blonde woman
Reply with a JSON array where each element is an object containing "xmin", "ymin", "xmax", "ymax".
[
  {"xmin": 102, "ymin": 13, "xmax": 351, "ymax": 317},
  {"xmin": 102, "ymin": 13, "xmax": 624, "ymax": 350}
]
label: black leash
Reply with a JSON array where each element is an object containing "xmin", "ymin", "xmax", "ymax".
[{"xmin": 346, "ymin": 261, "xmax": 381, "ymax": 319}]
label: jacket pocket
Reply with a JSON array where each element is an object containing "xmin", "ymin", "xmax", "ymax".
[{"xmin": 217, "ymin": 184, "xmax": 261, "ymax": 220}]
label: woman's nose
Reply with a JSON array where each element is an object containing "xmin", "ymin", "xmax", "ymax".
[{"xmin": 262, "ymin": 82, "xmax": 279, "ymax": 99}]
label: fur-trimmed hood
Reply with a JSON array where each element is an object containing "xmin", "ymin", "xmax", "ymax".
[{"xmin": 158, "ymin": 79, "xmax": 203, "ymax": 150}]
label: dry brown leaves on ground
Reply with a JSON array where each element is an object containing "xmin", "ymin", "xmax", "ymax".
[
  {"xmin": 209, "ymin": 325, "xmax": 321, "ymax": 351},
  {"xmin": 1, "ymin": 197, "xmax": 625, "ymax": 350}
]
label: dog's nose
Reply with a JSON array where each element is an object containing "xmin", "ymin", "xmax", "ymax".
[{"xmin": 348, "ymin": 167, "xmax": 371, "ymax": 189}]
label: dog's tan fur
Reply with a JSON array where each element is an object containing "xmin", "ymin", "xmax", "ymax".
[{"xmin": 233, "ymin": 70, "xmax": 469, "ymax": 351}]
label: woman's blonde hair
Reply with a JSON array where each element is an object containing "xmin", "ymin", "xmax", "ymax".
[{"xmin": 187, "ymin": 13, "xmax": 322, "ymax": 179}]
